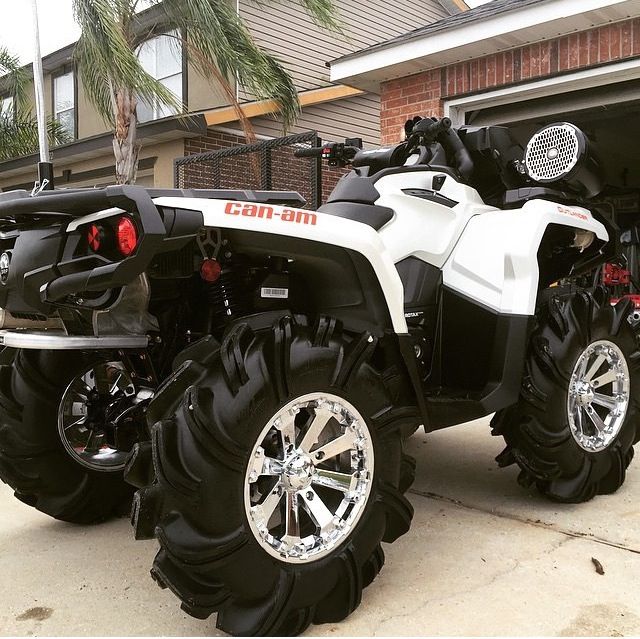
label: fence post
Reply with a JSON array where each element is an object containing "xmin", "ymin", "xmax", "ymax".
[{"xmin": 313, "ymin": 135, "xmax": 322, "ymax": 210}]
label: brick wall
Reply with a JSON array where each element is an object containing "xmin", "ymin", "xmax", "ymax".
[
  {"xmin": 380, "ymin": 17, "xmax": 640, "ymax": 144},
  {"xmin": 322, "ymin": 165, "xmax": 350, "ymax": 202},
  {"xmin": 182, "ymin": 129, "xmax": 345, "ymax": 204}
]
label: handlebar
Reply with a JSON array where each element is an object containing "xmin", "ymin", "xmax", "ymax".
[
  {"xmin": 294, "ymin": 147, "xmax": 323, "ymax": 158},
  {"xmin": 411, "ymin": 116, "xmax": 452, "ymax": 140}
]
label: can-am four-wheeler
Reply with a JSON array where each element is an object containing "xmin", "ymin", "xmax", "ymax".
[{"xmin": 0, "ymin": 117, "xmax": 638, "ymax": 636}]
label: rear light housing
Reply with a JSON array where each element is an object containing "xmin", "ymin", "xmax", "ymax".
[
  {"xmin": 116, "ymin": 216, "xmax": 138, "ymax": 256},
  {"xmin": 86, "ymin": 215, "xmax": 139, "ymax": 258}
]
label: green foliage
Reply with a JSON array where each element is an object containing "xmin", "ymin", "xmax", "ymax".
[
  {"xmin": 73, "ymin": 0, "xmax": 341, "ymax": 132},
  {"xmin": 0, "ymin": 46, "xmax": 28, "ymax": 110},
  {"xmin": 0, "ymin": 46, "xmax": 71, "ymax": 161},
  {"xmin": 0, "ymin": 112, "xmax": 72, "ymax": 161}
]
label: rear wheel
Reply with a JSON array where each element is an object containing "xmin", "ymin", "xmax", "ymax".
[
  {"xmin": 0, "ymin": 349, "xmax": 152, "ymax": 523},
  {"xmin": 133, "ymin": 316, "xmax": 418, "ymax": 636},
  {"xmin": 492, "ymin": 288, "xmax": 640, "ymax": 502}
]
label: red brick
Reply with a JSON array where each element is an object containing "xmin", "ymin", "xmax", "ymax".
[
  {"xmin": 470, "ymin": 59, "xmax": 478, "ymax": 91},
  {"xmin": 455, "ymin": 63, "xmax": 464, "ymax": 95},
  {"xmin": 578, "ymin": 31, "xmax": 589, "ymax": 67},
  {"xmin": 504, "ymin": 50, "xmax": 513, "ymax": 83},
  {"xmin": 487, "ymin": 54, "xmax": 496, "ymax": 87},
  {"xmin": 495, "ymin": 52, "xmax": 504, "ymax": 86},
  {"xmin": 384, "ymin": 96, "xmax": 409, "ymax": 110},
  {"xmin": 513, "ymin": 49, "xmax": 521, "ymax": 81},
  {"xmin": 549, "ymin": 39, "xmax": 559, "ymax": 73},
  {"xmin": 599, "ymin": 26, "xmax": 610, "ymax": 62},
  {"xmin": 622, "ymin": 21, "xmax": 632, "ymax": 57},
  {"xmin": 568, "ymin": 33, "xmax": 579, "ymax": 68},
  {"xmin": 382, "ymin": 87, "xmax": 402, "ymax": 102},
  {"xmin": 446, "ymin": 68, "xmax": 456, "ymax": 96},
  {"xmin": 559, "ymin": 36, "xmax": 569, "ymax": 70},
  {"xmin": 633, "ymin": 19, "xmax": 640, "ymax": 55},
  {"xmin": 478, "ymin": 57, "xmax": 487, "ymax": 89},
  {"xmin": 610, "ymin": 24, "xmax": 621, "ymax": 59},
  {"xmin": 588, "ymin": 30, "xmax": 598, "ymax": 65}
]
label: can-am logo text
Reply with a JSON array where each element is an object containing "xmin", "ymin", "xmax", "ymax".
[{"xmin": 225, "ymin": 202, "xmax": 317, "ymax": 226}]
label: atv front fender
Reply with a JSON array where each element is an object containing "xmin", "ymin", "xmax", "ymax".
[{"xmin": 442, "ymin": 199, "xmax": 609, "ymax": 316}]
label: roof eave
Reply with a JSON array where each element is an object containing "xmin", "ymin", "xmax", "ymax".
[{"xmin": 330, "ymin": 0, "xmax": 640, "ymax": 91}]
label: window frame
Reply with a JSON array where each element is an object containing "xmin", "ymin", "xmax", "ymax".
[
  {"xmin": 136, "ymin": 29, "xmax": 187, "ymax": 123},
  {"xmin": 0, "ymin": 93, "xmax": 15, "ymax": 121},
  {"xmin": 51, "ymin": 64, "xmax": 77, "ymax": 140}
]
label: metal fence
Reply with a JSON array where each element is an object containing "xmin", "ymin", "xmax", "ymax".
[{"xmin": 174, "ymin": 130, "xmax": 322, "ymax": 209}]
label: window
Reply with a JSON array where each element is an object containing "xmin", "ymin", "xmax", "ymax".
[
  {"xmin": 53, "ymin": 70, "xmax": 75, "ymax": 138},
  {"xmin": 0, "ymin": 95, "xmax": 13, "ymax": 118},
  {"xmin": 137, "ymin": 31, "xmax": 183, "ymax": 122}
]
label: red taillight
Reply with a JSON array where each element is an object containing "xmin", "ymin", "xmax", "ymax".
[
  {"xmin": 200, "ymin": 258, "xmax": 222, "ymax": 282},
  {"xmin": 87, "ymin": 224, "xmax": 102, "ymax": 251},
  {"xmin": 116, "ymin": 217, "xmax": 138, "ymax": 256}
]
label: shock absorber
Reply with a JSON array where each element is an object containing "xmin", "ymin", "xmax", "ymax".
[{"xmin": 200, "ymin": 258, "xmax": 251, "ymax": 331}]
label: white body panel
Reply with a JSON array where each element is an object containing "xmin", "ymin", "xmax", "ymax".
[
  {"xmin": 147, "ymin": 172, "xmax": 608, "ymax": 333},
  {"xmin": 441, "ymin": 199, "xmax": 608, "ymax": 315},
  {"xmin": 374, "ymin": 172, "xmax": 496, "ymax": 267},
  {"xmin": 151, "ymin": 196, "xmax": 409, "ymax": 333}
]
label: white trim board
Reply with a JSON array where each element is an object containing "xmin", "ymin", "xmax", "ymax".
[
  {"xmin": 444, "ymin": 58, "xmax": 640, "ymax": 125},
  {"xmin": 331, "ymin": 0, "xmax": 640, "ymax": 89}
]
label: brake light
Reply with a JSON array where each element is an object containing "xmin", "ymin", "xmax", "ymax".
[
  {"xmin": 116, "ymin": 217, "xmax": 138, "ymax": 256},
  {"xmin": 87, "ymin": 224, "xmax": 102, "ymax": 252}
]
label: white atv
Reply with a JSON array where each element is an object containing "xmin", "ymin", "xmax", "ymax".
[{"xmin": 0, "ymin": 116, "xmax": 637, "ymax": 635}]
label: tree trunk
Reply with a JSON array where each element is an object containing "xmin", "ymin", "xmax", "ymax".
[{"xmin": 113, "ymin": 88, "xmax": 140, "ymax": 185}]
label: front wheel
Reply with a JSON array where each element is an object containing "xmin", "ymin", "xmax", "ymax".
[
  {"xmin": 492, "ymin": 288, "xmax": 640, "ymax": 502},
  {"xmin": 134, "ymin": 316, "xmax": 418, "ymax": 636}
]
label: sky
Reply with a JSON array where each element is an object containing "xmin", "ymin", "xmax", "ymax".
[{"xmin": 0, "ymin": 0, "xmax": 492, "ymax": 65}]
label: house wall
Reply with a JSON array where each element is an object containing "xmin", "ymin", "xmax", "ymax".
[
  {"xmin": 380, "ymin": 17, "xmax": 640, "ymax": 144},
  {"xmin": 240, "ymin": 0, "xmax": 449, "ymax": 95},
  {"xmin": 252, "ymin": 93, "xmax": 381, "ymax": 146},
  {"xmin": 0, "ymin": 138, "xmax": 183, "ymax": 192}
]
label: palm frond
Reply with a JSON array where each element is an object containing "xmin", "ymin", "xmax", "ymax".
[
  {"xmin": 161, "ymin": 0, "xmax": 303, "ymax": 130},
  {"xmin": 0, "ymin": 112, "xmax": 72, "ymax": 162},
  {"xmin": 72, "ymin": 0, "xmax": 183, "ymax": 123},
  {"xmin": 0, "ymin": 46, "xmax": 28, "ymax": 110}
]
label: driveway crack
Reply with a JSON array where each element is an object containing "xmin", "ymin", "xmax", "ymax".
[{"xmin": 408, "ymin": 488, "xmax": 640, "ymax": 554}]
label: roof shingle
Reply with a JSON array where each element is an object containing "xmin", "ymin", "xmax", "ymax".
[{"xmin": 333, "ymin": 0, "xmax": 548, "ymax": 64}]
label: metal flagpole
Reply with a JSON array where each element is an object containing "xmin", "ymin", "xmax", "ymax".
[{"xmin": 30, "ymin": 0, "xmax": 54, "ymax": 190}]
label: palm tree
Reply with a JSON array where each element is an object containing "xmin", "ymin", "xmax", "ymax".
[
  {"xmin": 0, "ymin": 113, "xmax": 70, "ymax": 162},
  {"xmin": 0, "ymin": 46, "xmax": 71, "ymax": 162},
  {"xmin": 72, "ymin": 0, "xmax": 340, "ymax": 185},
  {"xmin": 0, "ymin": 46, "xmax": 28, "ymax": 110}
]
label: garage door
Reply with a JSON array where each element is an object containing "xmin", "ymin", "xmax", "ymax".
[{"xmin": 465, "ymin": 79, "xmax": 640, "ymax": 191}]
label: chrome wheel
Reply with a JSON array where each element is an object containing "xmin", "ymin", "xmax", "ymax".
[
  {"xmin": 58, "ymin": 361, "xmax": 154, "ymax": 472},
  {"xmin": 567, "ymin": 340, "xmax": 630, "ymax": 452},
  {"xmin": 244, "ymin": 392, "xmax": 374, "ymax": 564}
]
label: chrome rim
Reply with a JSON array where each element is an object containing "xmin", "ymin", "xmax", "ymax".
[
  {"xmin": 567, "ymin": 340, "xmax": 630, "ymax": 452},
  {"xmin": 244, "ymin": 392, "xmax": 374, "ymax": 564},
  {"xmin": 58, "ymin": 361, "xmax": 154, "ymax": 472}
]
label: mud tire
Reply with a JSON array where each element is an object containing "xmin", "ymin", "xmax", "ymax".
[
  {"xmin": 492, "ymin": 288, "xmax": 640, "ymax": 503},
  {"xmin": 0, "ymin": 349, "xmax": 135, "ymax": 523},
  {"xmin": 135, "ymin": 316, "xmax": 418, "ymax": 636}
]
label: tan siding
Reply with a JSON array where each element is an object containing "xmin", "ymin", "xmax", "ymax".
[
  {"xmin": 77, "ymin": 77, "xmax": 110, "ymax": 139},
  {"xmin": 252, "ymin": 93, "xmax": 381, "ymax": 146},
  {"xmin": 239, "ymin": 0, "xmax": 448, "ymax": 94}
]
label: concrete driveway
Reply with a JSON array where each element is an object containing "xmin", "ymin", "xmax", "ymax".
[{"xmin": 1, "ymin": 417, "xmax": 640, "ymax": 637}]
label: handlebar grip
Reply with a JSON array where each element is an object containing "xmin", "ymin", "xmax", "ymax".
[
  {"xmin": 413, "ymin": 116, "xmax": 452, "ymax": 139},
  {"xmin": 294, "ymin": 147, "xmax": 323, "ymax": 158}
]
